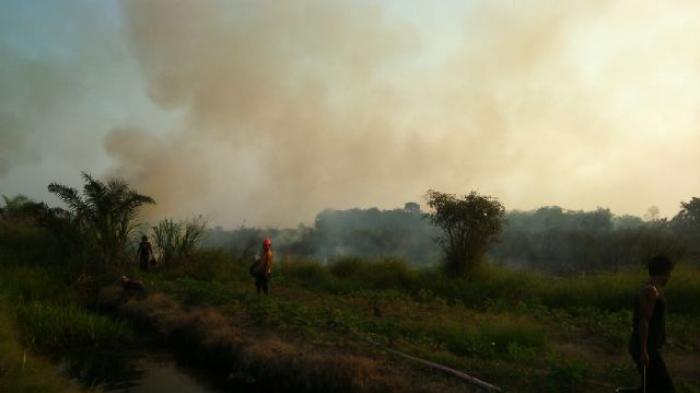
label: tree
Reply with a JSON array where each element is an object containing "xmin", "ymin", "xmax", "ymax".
[
  {"xmin": 426, "ymin": 190, "xmax": 505, "ymax": 275},
  {"xmin": 673, "ymin": 197, "xmax": 700, "ymax": 228},
  {"xmin": 48, "ymin": 173, "xmax": 155, "ymax": 272},
  {"xmin": 672, "ymin": 197, "xmax": 700, "ymax": 261},
  {"xmin": 1, "ymin": 194, "xmax": 34, "ymax": 220},
  {"xmin": 644, "ymin": 206, "xmax": 660, "ymax": 222}
]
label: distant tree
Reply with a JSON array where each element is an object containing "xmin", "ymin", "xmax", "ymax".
[
  {"xmin": 672, "ymin": 197, "xmax": 700, "ymax": 261},
  {"xmin": 426, "ymin": 190, "xmax": 505, "ymax": 275},
  {"xmin": 0, "ymin": 194, "xmax": 34, "ymax": 219},
  {"xmin": 48, "ymin": 173, "xmax": 155, "ymax": 272},
  {"xmin": 612, "ymin": 214, "xmax": 644, "ymax": 229},
  {"xmin": 644, "ymin": 205, "xmax": 660, "ymax": 222},
  {"xmin": 404, "ymin": 202, "xmax": 421, "ymax": 214},
  {"xmin": 672, "ymin": 197, "xmax": 700, "ymax": 228}
]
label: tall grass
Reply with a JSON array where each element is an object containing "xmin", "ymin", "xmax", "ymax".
[
  {"xmin": 0, "ymin": 303, "xmax": 82, "ymax": 393},
  {"xmin": 14, "ymin": 302, "xmax": 133, "ymax": 354},
  {"xmin": 0, "ymin": 266, "xmax": 77, "ymax": 304},
  {"xmin": 0, "ymin": 265, "xmax": 133, "ymax": 356}
]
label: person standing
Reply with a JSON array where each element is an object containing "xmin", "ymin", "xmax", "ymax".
[
  {"xmin": 253, "ymin": 238, "xmax": 273, "ymax": 295},
  {"xmin": 136, "ymin": 235, "xmax": 154, "ymax": 271},
  {"xmin": 620, "ymin": 255, "xmax": 676, "ymax": 393}
]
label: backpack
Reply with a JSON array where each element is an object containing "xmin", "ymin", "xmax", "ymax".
[{"xmin": 249, "ymin": 260, "xmax": 261, "ymax": 277}]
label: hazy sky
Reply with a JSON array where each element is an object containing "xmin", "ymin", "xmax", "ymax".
[{"xmin": 1, "ymin": 0, "xmax": 699, "ymax": 227}]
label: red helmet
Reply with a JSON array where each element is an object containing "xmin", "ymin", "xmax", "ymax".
[{"xmin": 263, "ymin": 238, "xmax": 272, "ymax": 247}]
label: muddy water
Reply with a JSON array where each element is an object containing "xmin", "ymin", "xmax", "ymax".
[{"xmin": 59, "ymin": 350, "xmax": 242, "ymax": 393}]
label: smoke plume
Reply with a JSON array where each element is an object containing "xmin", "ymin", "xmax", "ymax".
[{"xmin": 102, "ymin": 0, "xmax": 700, "ymax": 226}]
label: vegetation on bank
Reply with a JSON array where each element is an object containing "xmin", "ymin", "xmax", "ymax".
[{"xmin": 0, "ymin": 302, "xmax": 84, "ymax": 393}]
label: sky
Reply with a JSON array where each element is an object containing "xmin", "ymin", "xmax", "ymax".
[{"xmin": 1, "ymin": 0, "xmax": 699, "ymax": 227}]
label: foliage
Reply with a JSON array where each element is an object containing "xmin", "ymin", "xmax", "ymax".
[
  {"xmin": 673, "ymin": 197, "xmax": 700, "ymax": 228},
  {"xmin": 0, "ymin": 194, "xmax": 32, "ymax": 220},
  {"xmin": 152, "ymin": 216, "xmax": 206, "ymax": 265},
  {"xmin": 490, "ymin": 206, "xmax": 690, "ymax": 273},
  {"xmin": 426, "ymin": 190, "xmax": 505, "ymax": 275},
  {"xmin": 14, "ymin": 303, "xmax": 133, "ymax": 354},
  {"xmin": 0, "ymin": 303, "xmax": 83, "ymax": 393},
  {"xmin": 47, "ymin": 173, "xmax": 155, "ymax": 272},
  {"xmin": 672, "ymin": 197, "xmax": 700, "ymax": 262}
]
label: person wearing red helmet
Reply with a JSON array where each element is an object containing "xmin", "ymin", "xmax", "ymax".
[{"xmin": 253, "ymin": 238, "xmax": 274, "ymax": 295}]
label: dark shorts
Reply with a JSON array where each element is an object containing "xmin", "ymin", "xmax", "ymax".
[
  {"xmin": 628, "ymin": 345, "xmax": 675, "ymax": 393},
  {"xmin": 255, "ymin": 274, "xmax": 270, "ymax": 294}
]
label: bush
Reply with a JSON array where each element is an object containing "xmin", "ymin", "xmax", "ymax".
[{"xmin": 152, "ymin": 216, "xmax": 206, "ymax": 266}]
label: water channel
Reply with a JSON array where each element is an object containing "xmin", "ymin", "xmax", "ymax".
[{"xmin": 59, "ymin": 349, "xmax": 248, "ymax": 393}]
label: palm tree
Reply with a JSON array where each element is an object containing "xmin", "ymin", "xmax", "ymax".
[{"xmin": 48, "ymin": 173, "xmax": 155, "ymax": 272}]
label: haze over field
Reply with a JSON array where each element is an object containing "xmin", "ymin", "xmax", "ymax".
[{"xmin": 1, "ymin": 0, "xmax": 699, "ymax": 227}]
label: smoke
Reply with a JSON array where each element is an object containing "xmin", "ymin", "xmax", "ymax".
[
  {"xmin": 108, "ymin": 0, "xmax": 424, "ymax": 225},
  {"xmin": 104, "ymin": 0, "xmax": 700, "ymax": 226},
  {"xmin": 0, "ymin": 43, "xmax": 71, "ymax": 175},
  {"xmin": 0, "ymin": 0, "xmax": 147, "ymax": 192}
]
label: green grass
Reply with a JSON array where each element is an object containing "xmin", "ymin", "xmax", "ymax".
[
  {"xmin": 0, "ymin": 302, "xmax": 83, "ymax": 393},
  {"xmin": 0, "ymin": 264, "xmax": 134, "ymax": 357},
  {"xmin": 14, "ymin": 302, "xmax": 133, "ymax": 354}
]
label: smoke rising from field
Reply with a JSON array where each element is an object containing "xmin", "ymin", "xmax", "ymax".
[
  {"xmin": 106, "ymin": 0, "xmax": 700, "ymax": 227},
  {"xmin": 6, "ymin": 0, "xmax": 696, "ymax": 227}
]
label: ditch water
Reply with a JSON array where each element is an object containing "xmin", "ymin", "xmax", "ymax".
[{"xmin": 59, "ymin": 349, "xmax": 245, "ymax": 393}]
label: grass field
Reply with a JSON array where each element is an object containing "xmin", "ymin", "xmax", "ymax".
[
  {"xmin": 125, "ymin": 255, "xmax": 700, "ymax": 393},
  {"xmin": 1, "ymin": 244, "xmax": 699, "ymax": 392}
]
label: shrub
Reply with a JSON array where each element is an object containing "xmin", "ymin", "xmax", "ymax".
[{"xmin": 152, "ymin": 216, "xmax": 206, "ymax": 266}]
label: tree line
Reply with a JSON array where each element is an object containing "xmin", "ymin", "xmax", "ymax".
[
  {"xmin": 2, "ymin": 174, "xmax": 699, "ymax": 276},
  {"xmin": 206, "ymin": 194, "xmax": 700, "ymax": 275}
]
